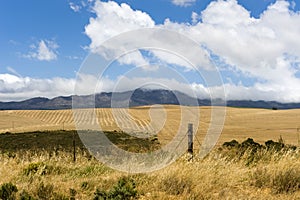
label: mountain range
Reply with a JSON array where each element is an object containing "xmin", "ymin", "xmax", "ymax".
[{"xmin": 1, "ymin": 89, "xmax": 300, "ymax": 110}]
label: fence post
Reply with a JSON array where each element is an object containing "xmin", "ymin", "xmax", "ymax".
[
  {"xmin": 297, "ymin": 127, "xmax": 300, "ymax": 147},
  {"xmin": 73, "ymin": 131, "xmax": 76, "ymax": 162},
  {"xmin": 188, "ymin": 123, "xmax": 193, "ymax": 156}
]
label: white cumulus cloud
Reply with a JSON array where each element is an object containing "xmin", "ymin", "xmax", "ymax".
[
  {"xmin": 85, "ymin": 1, "xmax": 155, "ymax": 50},
  {"xmin": 85, "ymin": 0, "xmax": 155, "ymax": 66},
  {"xmin": 24, "ymin": 40, "xmax": 59, "ymax": 61},
  {"xmin": 85, "ymin": 1, "xmax": 214, "ymax": 70}
]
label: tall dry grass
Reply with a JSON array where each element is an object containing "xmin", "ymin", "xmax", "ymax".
[{"xmin": 0, "ymin": 146, "xmax": 299, "ymax": 199}]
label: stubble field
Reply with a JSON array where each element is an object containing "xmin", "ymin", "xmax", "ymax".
[{"xmin": 1, "ymin": 105, "xmax": 299, "ymax": 146}]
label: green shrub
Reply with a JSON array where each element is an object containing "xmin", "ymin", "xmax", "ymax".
[
  {"xmin": 264, "ymin": 136, "xmax": 297, "ymax": 153},
  {"xmin": 220, "ymin": 137, "xmax": 298, "ymax": 166},
  {"xmin": 109, "ymin": 177, "xmax": 138, "ymax": 199},
  {"xmin": 0, "ymin": 182, "xmax": 18, "ymax": 200},
  {"xmin": 265, "ymin": 140, "xmax": 284, "ymax": 151},
  {"xmin": 240, "ymin": 138, "xmax": 263, "ymax": 152},
  {"xmin": 221, "ymin": 138, "xmax": 264, "ymax": 155},
  {"xmin": 222, "ymin": 140, "xmax": 239, "ymax": 148},
  {"xmin": 94, "ymin": 189, "xmax": 107, "ymax": 200},
  {"xmin": 94, "ymin": 177, "xmax": 138, "ymax": 200},
  {"xmin": 36, "ymin": 182, "xmax": 54, "ymax": 200},
  {"xmin": 221, "ymin": 138, "xmax": 265, "ymax": 165},
  {"xmin": 35, "ymin": 182, "xmax": 68, "ymax": 200}
]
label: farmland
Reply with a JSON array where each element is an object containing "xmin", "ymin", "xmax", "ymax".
[
  {"xmin": 1, "ymin": 105, "xmax": 300, "ymax": 146},
  {"xmin": 0, "ymin": 106, "xmax": 300, "ymax": 199}
]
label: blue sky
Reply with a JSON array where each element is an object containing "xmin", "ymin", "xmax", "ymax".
[{"xmin": 0, "ymin": 0, "xmax": 300, "ymax": 102}]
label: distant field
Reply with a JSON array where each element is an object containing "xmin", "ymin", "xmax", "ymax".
[{"xmin": 1, "ymin": 105, "xmax": 300, "ymax": 147}]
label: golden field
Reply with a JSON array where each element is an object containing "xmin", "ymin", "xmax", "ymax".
[{"xmin": 1, "ymin": 105, "xmax": 299, "ymax": 146}]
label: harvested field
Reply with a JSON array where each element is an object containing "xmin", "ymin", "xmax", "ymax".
[{"xmin": 1, "ymin": 106, "xmax": 300, "ymax": 148}]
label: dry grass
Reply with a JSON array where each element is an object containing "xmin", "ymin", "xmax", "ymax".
[{"xmin": 0, "ymin": 147, "xmax": 299, "ymax": 199}]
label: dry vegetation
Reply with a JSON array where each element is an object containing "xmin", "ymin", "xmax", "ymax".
[
  {"xmin": 0, "ymin": 106, "xmax": 300, "ymax": 199},
  {"xmin": 0, "ymin": 142, "xmax": 299, "ymax": 199}
]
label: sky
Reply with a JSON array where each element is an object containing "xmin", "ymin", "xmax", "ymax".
[{"xmin": 0, "ymin": 0, "xmax": 300, "ymax": 102}]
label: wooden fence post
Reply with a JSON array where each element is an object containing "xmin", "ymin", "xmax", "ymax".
[
  {"xmin": 188, "ymin": 123, "xmax": 193, "ymax": 156},
  {"xmin": 73, "ymin": 131, "xmax": 76, "ymax": 162},
  {"xmin": 297, "ymin": 127, "xmax": 300, "ymax": 147}
]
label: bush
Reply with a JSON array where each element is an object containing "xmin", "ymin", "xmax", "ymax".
[
  {"xmin": 94, "ymin": 177, "xmax": 138, "ymax": 200},
  {"xmin": 36, "ymin": 182, "xmax": 54, "ymax": 200},
  {"xmin": 0, "ymin": 182, "xmax": 18, "ymax": 200},
  {"xmin": 221, "ymin": 138, "xmax": 265, "ymax": 165},
  {"xmin": 109, "ymin": 177, "xmax": 138, "ymax": 199},
  {"xmin": 222, "ymin": 140, "xmax": 239, "ymax": 148},
  {"xmin": 265, "ymin": 140, "xmax": 284, "ymax": 151},
  {"xmin": 94, "ymin": 189, "xmax": 107, "ymax": 200},
  {"xmin": 265, "ymin": 137, "xmax": 297, "ymax": 152},
  {"xmin": 240, "ymin": 138, "xmax": 263, "ymax": 152},
  {"xmin": 35, "ymin": 182, "xmax": 68, "ymax": 200},
  {"xmin": 221, "ymin": 137, "xmax": 298, "ymax": 166},
  {"xmin": 221, "ymin": 138, "xmax": 264, "ymax": 154}
]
